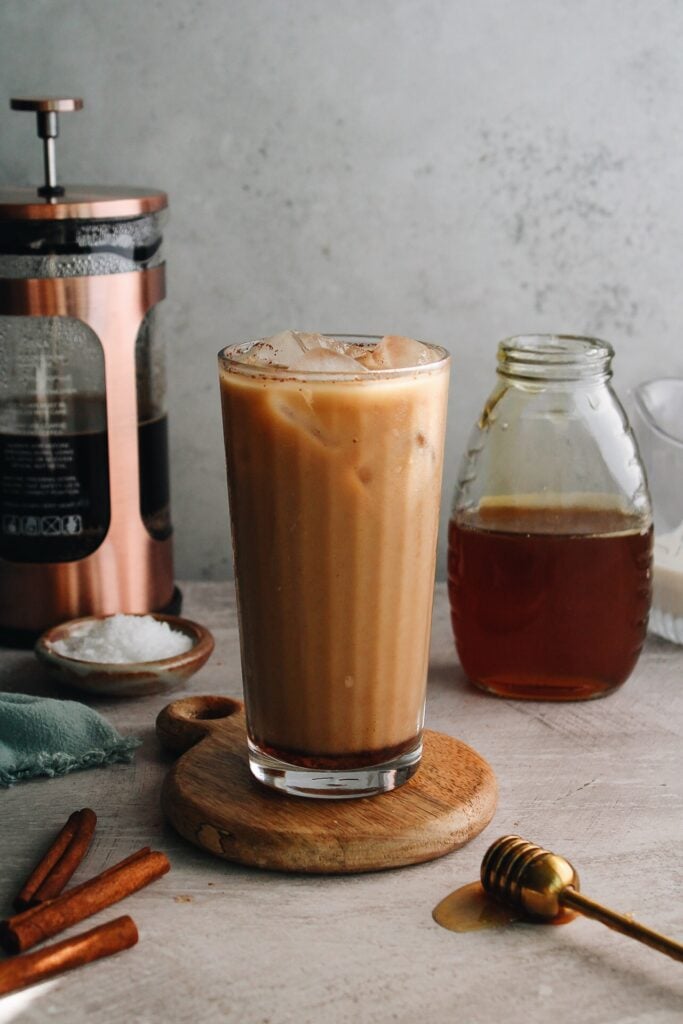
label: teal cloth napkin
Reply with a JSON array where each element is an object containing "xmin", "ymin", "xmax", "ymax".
[{"xmin": 0, "ymin": 693, "xmax": 141, "ymax": 787}]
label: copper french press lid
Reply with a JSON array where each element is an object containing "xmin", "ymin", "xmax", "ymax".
[{"xmin": 0, "ymin": 97, "xmax": 167, "ymax": 220}]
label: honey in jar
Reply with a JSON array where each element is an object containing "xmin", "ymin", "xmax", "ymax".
[
  {"xmin": 449, "ymin": 335, "xmax": 652, "ymax": 701},
  {"xmin": 448, "ymin": 498, "xmax": 652, "ymax": 700}
]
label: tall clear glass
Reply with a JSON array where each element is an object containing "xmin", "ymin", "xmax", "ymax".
[
  {"xmin": 449, "ymin": 335, "xmax": 652, "ymax": 701},
  {"xmin": 218, "ymin": 337, "xmax": 449, "ymax": 798}
]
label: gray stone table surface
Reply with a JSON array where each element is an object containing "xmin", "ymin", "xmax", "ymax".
[{"xmin": 0, "ymin": 582, "xmax": 681, "ymax": 1024}]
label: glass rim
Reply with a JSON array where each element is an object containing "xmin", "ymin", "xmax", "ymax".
[
  {"xmin": 496, "ymin": 334, "xmax": 613, "ymax": 382},
  {"xmin": 217, "ymin": 334, "xmax": 450, "ymax": 380},
  {"xmin": 498, "ymin": 333, "xmax": 614, "ymax": 363}
]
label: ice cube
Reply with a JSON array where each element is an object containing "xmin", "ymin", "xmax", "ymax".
[
  {"xmin": 256, "ymin": 330, "xmax": 310, "ymax": 366},
  {"xmin": 244, "ymin": 331, "xmax": 347, "ymax": 366},
  {"xmin": 292, "ymin": 332, "xmax": 366, "ymax": 355},
  {"xmin": 242, "ymin": 331, "xmax": 391, "ymax": 370},
  {"xmin": 272, "ymin": 394, "xmax": 331, "ymax": 446},
  {"xmin": 242, "ymin": 340, "xmax": 277, "ymax": 365},
  {"xmin": 341, "ymin": 342, "xmax": 373, "ymax": 359},
  {"xmin": 290, "ymin": 347, "xmax": 369, "ymax": 373},
  {"xmin": 242, "ymin": 330, "xmax": 313, "ymax": 366},
  {"xmin": 294, "ymin": 332, "xmax": 331, "ymax": 351},
  {"xmin": 357, "ymin": 335, "xmax": 434, "ymax": 369},
  {"xmin": 322, "ymin": 337, "xmax": 371, "ymax": 359}
]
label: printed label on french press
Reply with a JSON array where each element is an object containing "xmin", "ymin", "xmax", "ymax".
[{"xmin": 0, "ymin": 431, "xmax": 110, "ymax": 563}]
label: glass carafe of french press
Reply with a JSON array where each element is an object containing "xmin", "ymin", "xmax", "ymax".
[{"xmin": 0, "ymin": 97, "xmax": 178, "ymax": 644}]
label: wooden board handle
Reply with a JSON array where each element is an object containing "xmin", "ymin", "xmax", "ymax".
[{"xmin": 156, "ymin": 696, "xmax": 244, "ymax": 755}]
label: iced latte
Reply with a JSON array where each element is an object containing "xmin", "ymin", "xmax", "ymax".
[{"xmin": 218, "ymin": 332, "xmax": 450, "ymax": 797}]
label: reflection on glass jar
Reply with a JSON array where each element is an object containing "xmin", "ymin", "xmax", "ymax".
[
  {"xmin": 448, "ymin": 335, "xmax": 652, "ymax": 701},
  {"xmin": 135, "ymin": 308, "xmax": 172, "ymax": 541}
]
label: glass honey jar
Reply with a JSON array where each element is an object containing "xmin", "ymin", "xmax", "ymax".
[{"xmin": 448, "ymin": 335, "xmax": 653, "ymax": 701}]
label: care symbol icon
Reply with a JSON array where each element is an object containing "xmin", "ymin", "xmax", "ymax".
[
  {"xmin": 41, "ymin": 516, "xmax": 61, "ymax": 536},
  {"xmin": 62, "ymin": 514, "xmax": 82, "ymax": 535},
  {"xmin": 2, "ymin": 515, "xmax": 20, "ymax": 535}
]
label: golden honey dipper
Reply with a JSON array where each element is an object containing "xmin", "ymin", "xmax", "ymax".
[{"xmin": 481, "ymin": 835, "xmax": 683, "ymax": 963}]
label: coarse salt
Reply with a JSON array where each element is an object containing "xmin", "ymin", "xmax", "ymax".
[{"xmin": 52, "ymin": 614, "xmax": 193, "ymax": 664}]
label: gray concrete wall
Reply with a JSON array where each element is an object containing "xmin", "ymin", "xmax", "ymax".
[{"xmin": 1, "ymin": 0, "xmax": 681, "ymax": 580}]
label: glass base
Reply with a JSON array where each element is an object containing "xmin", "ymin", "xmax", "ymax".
[
  {"xmin": 470, "ymin": 676, "xmax": 621, "ymax": 701},
  {"xmin": 247, "ymin": 738, "xmax": 422, "ymax": 799},
  {"xmin": 649, "ymin": 607, "xmax": 683, "ymax": 645}
]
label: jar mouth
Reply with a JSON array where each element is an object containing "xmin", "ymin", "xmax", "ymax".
[{"xmin": 498, "ymin": 334, "xmax": 613, "ymax": 382}]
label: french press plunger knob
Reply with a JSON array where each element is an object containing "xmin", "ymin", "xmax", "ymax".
[{"xmin": 10, "ymin": 96, "xmax": 83, "ymax": 198}]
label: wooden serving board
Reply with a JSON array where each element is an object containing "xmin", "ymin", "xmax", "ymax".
[{"xmin": 157, "ymin": 695, "xmax": 497, "ymax": 874}]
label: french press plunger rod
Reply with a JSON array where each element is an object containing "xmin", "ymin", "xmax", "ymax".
[{"xmin": 10, "ymin": 96, "xmax": 83, "ymax": 197}]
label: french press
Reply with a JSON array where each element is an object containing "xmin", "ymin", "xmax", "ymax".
[{"xmin": 0, "ymin": 97, "xmax": 178, "ymax": 644}]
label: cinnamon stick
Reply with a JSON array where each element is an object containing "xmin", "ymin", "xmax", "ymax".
[
  {"xmin": 1, "ymin": 848, "xmax": 169, "ymax": 954},
  {"xmin": 13, "ymin": 810, "xmax": 95, "ymax": 911},
  {"xmin": 0, "ymin": 916, "xmax": 138, "ymax": 996},
  {"xmin": 30, "ymin": 808, "xmax": 97, "ymax": 905}
]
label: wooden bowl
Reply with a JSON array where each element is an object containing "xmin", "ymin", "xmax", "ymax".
[{"xmin": 35, "ymin": 614, "xmax": 215, "ymax": 697}]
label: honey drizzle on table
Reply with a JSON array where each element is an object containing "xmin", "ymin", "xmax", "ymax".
[{"xmin": 433, "ymin": 882, "xmax": 576, "ymax": 933}]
